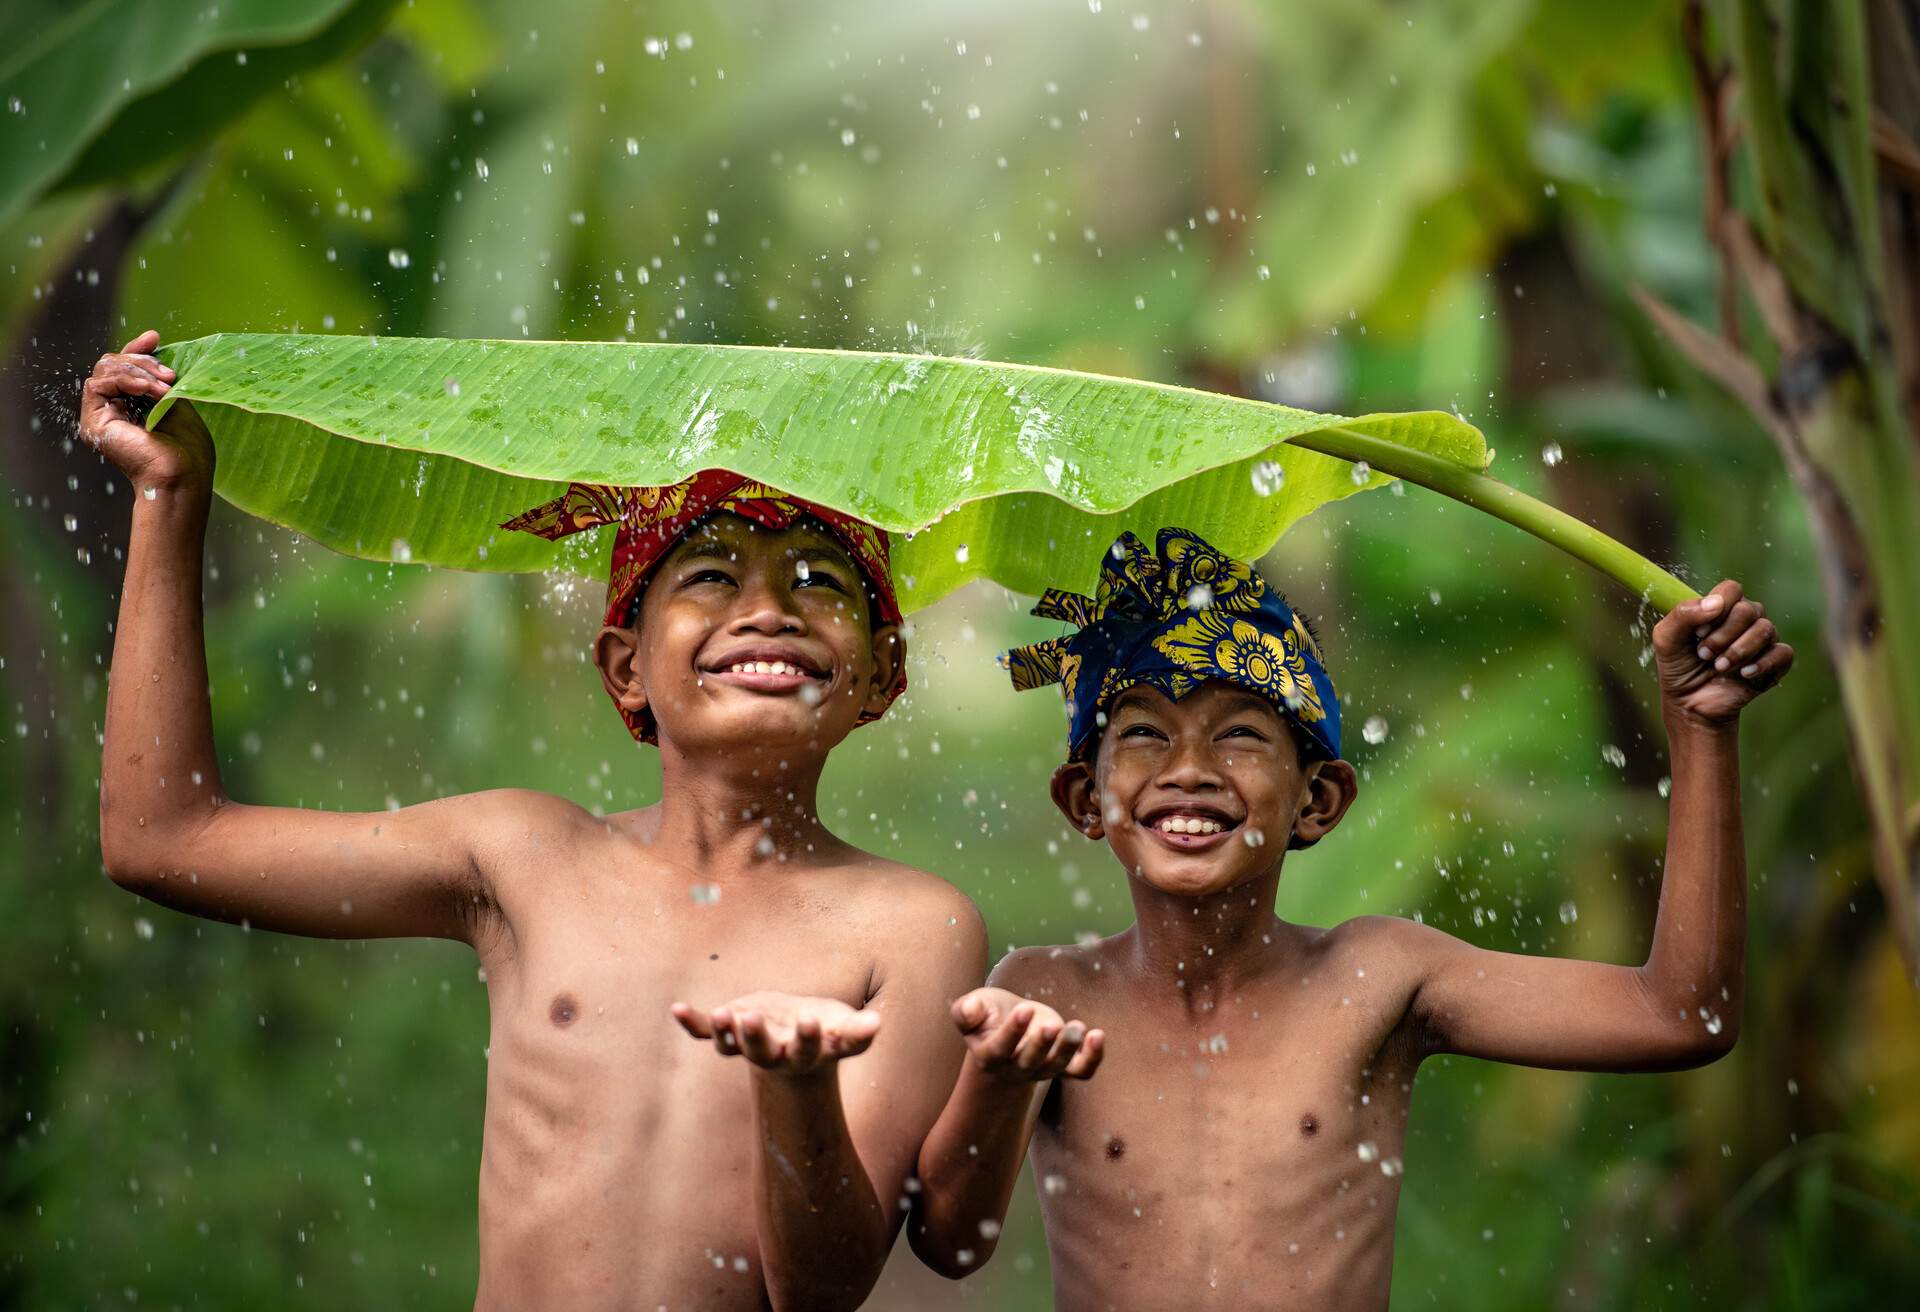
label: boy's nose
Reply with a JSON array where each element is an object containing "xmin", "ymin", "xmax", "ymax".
[
  {"xmin": 727, "ymin": 577, "xmax": 807, "ymax": 635},
  {"xmin": 1156, "ymin": 739, "xmax": 1225, "ymax": 790}
]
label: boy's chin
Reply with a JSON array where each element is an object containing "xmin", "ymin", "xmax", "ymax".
[
  {"xmin": 656, "ymin": 701, "xmax": 862, "ymax": 756},
  {"xmin": 1124, "ymin": 850, "xmax": 1267, "ymax": 899}
]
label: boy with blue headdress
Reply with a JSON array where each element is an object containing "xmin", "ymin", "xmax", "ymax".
[{"xmin": 907, "ymin": 527, "xmax": 1791, "ymax": 1310}]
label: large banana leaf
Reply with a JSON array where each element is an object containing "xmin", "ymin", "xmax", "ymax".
[{"xmin": 147, "ymin": 333, "xmax": 1693, "ymax": 612}]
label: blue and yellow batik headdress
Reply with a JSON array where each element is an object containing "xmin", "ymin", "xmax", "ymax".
[{"xmin": 1003, "ymin": 528, "xmax": 1342, "ymax": 763}]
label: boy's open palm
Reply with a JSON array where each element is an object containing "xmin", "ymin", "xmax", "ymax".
[
  {"xmin": 78, "ymin": 330, "xmax": 214, "ymax": 491},
  {"xmin": 952, "ymin": 986, "xmax": 1104, "ymax": 1082},
  {"xmin": 1653, "ymin": 579, "xmax": 1793, "ymax": 722},
  {"xmin": 671, "ymin": 993, "xmax": 882, "ymax": 1074}
]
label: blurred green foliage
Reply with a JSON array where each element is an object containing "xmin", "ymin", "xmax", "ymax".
[{"xmin": 3, "ymin": 1, "xmax": 1916, "ymax": 1308}]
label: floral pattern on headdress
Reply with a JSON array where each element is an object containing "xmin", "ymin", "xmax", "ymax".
[{"xmin": 1002, "ymin": 527, "xmax": 1341, "ymax": 762}]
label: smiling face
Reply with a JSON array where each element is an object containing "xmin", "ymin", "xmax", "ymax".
[
  {"xmin": 592, "ymin": 513, "xmax": 903, "ymax": 758},
  {"xmin": 1051, "ymin": 680, "xmax": 1358, "ymax": 899}
]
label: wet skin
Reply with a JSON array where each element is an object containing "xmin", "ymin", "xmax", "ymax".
[
  {"xmin": 84, "ymin": 335, "xmax": 986, "ymax": 1312},
  {"xmin": 923, "ymin": 585, "xmax": 1789, "ymax": 1311}
]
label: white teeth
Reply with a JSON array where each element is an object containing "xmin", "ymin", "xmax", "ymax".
[
  {"xmin": 1157, "ymin": 816, "xmax": 1224, "ymax": 835},
  {"xmin": 727, "ymin": 660, "xmax": 810, "ymax": 677}
]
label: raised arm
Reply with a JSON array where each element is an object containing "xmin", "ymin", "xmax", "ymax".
[
  {"xmin": 85, "ymin": 332, "xmax": 507, "ymax": 943},
  {"xmin": 671, "ymin": 884, "xmax": 987, "ymax": 1311},
  {"xmin": 1404, "ymin": 581, "xmax": 1792, "ymax": 1072},
  {"xmin": 908, "ymin": 970, "xmax": 1104, "ymax": 1279}
]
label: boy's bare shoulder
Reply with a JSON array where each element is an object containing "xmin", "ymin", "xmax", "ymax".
[
  {"xmin": 986, "ymin": 938, "xmax": 1109, "ymax": 1008},
  {"xmin": 835, "ymin": 849, "xmax": 987, "ymax": 966},
  {"xmin": 1315, "ymin": 913, "xmax": 1459, "ymax": 984}
]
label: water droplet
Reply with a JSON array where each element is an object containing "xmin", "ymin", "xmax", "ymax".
[
  {"xmin": 1043, "ymin": 1172, "xmax": 1068, "ymax": 1195},
  {"xmin": 1257, "ymin": 264, "xmax": 1271, "ymax": 281},
  {"xmin": 1361, "ymin": 715, "xmax": 1389, "ymax": 745},
  {"xmin": 841, "ymin": 128, "xmax": 857, "ymax": 146},
  {"xmin": 1242, "ymin": 828, "xmax": 1266, "ymax": 848},
  {"xmin": 1657, "ymin": 775, "xmax": 1672, "ymax": 798},
  {"xmin": 966, "ymin": 104, "xmax": 982, "ymax": 121},
  {"xmin": 1205, "ymin": 1032, "xmax": 1227, "ymax": 1054},
  {"xmin": 443, "ymin": 378, "xmax": 461, "ymax": 397},
  {"xmin": 1704, "ymin": 1014, "xmax": 1723, "ymax": 1035},
  {"xmin": 1541, "ymin": 442, "xmax": 1564, "ymax": 467},
  {"xmin": 954, "ymin": 543, "xmax": 970, "ymax": 564},
  {"xmin": 754, "ymin": 834, "xmax": 776, "ymax": 857},
  {"xmin": 142, "ymin": 487, "xmax": 157, "ymax": 501},
  {"xmin": 62, "ymin": 514, "xmax": 77, "ymax": 532},
  {"xmin": 1558, "ymin": 901, "xmax": 1578, "ymax": 924},
  {"xmin": 1185, "ymin": 583, "xmax": 1213, "ymax": 611},
  {"xmin": 6, "ymin": 96, "xmax": 23, "ymax": 114},
  {"xmin": 391, "ymin": 539, "xmax": 413, "ymax": 564},
  {"xmin": 977, "ymin": 1218, "xmax": 1001, "ymax": 1239},
  {"xmin": 690, "ymin": 883, "xmax": 721, "ymax": 905},
  {"xmin": 134, "ymin": 917, "xmax": 154, "ymax": 940},
  {"xmin": 474, "ymin": 158, "xmax": 490, "ymax": 180},
  {"xmin": 1350, "ymin": 461, "xmax": 1372, "ymax": 485},
  {"xmin": 1251, "ymin": 460, "xmax": 1284, "ymax": 496},
  {"xmin": 625, "ymin": 138, "xmax": 639, "ymax": 156},
  {"xmin": 1601, "ymin": 743, "xmax": 1626, "ymax": 768},
  {"xmin": 1357, "ymin": 1142, "xmax": 1379, "ymax": 1163},
  {"xmin": 386, "ymin": 248, "xmax": 411, "ymax": 269}
]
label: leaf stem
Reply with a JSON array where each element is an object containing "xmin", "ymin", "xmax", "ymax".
[{"xmin": 1293, "ymin": 426, "xmax": 1699, "ymax": 612}]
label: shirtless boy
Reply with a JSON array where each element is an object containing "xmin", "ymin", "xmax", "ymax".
[
  {"xmin": 910, "ymin": 526, "xmax": 1790, "ymax": 1310},
  {"xmin": 81, "ymin": 332, "xmax": 988, "ymax": 1311}
]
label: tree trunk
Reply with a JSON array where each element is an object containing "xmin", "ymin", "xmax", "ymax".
[{"xmin": 1646, "ymin": 0, "xmax": 1920, "ymax": 982}]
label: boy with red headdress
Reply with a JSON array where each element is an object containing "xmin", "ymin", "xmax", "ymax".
[{"xmin": 81, "ymin": 332, "xmax": 1027, "ymax": 1311}]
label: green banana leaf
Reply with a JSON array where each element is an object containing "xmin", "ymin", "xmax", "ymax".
[
  {"xmin": 146, "ymin": 333, "xmax": 1694, "ymax": 613},
  {"xmin": 0, "ymin": 0, "xmax": 399, "ymax": 226}
]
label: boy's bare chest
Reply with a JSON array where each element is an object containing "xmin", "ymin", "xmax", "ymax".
[
  {"xmin": 1035, "ymin": 981, "xmax": 1421, "ymax": 1194},
  {"xmin": 490, "ymin": 863, "xmax": 881, "ymax": 1031}
]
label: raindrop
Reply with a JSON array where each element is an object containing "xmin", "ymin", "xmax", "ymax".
[
  {"xmin": 1704, "ymin": 1014, "xmax": 1723, "ymax": 1035},
  {"xmin": 62, "ymin": 514, "xmax": 77, "ymax": 532},
  {"xmin": 1361, "ymin": 715, "xmax": 1389, "ymax": 745},
  {"xmin": 1356, "ymin": 1142, "xmax": 1379, "ymax": 1163},
  {"xmin": 387, "ymin": 248, "xmax": 411, "ymax": 270},
  {"xmin": 1042, "ymin": 1173, "xmax": 1068, "ymax": 1195},
  {"xmin": 1349, "ymin": 461, "xmax": 1371, "ymax": 485},
  {"xmin": 754, "ymin": 834, "xmax": 777, "ymax": 857},
  {"xmin": 1541, "ymin": 442, "xmax": 1564, "ymax": 467},
  {"xmin": 1242, "ymin": 828, "xmax": 1265, "ymax": 848},
  {"xmin": 841, "ymin": 128, "xmax": 857, "ymax": 146},
  {"xmin": 1250, "ymin": 460, "xmax": 1284, "ymax": 496},
  {"xmin": 142, "ymin": 487, "xmax": 157, "ymax": 501},
  {"xmin": 954, "ymin": 543, "xmax": 970, "ymax": 564},
  {"xmin": 625, "ymin": 138, "xmax": 639, "ymax": 156},
  {"xmin": 134, "ymin": 917, "xmax": 154, "ymax": 940},
  {"xmin": 1558, "ymin": 901, "xmax": 1578, "ymax": 924},
  {"xmin": 475, "ymin": 158, "xmax": 490, "ymax": 180},
  {"xmin": 6, "ymin": 96, "xmax": 22, "ymax": 114},
  {"xmin": 690, "ymin": 883, "xmax": 721, "ymax": 905},
  {"xmin": 391, "ymin": 539, "xmax": 413, "ymax": 564},
  {"xmin": 977, "ymin": 1219, "xmax": 1001, "ymax": 1239},
  {"xmin": 1657, "ymin": 775, "xmax": 1672, "ymax": 798},
  {"xmin": 1257, "ymin": 264, "xmax": 1271, "ymax": 280},
  {"xmin": 443, "ymin": 378, "xmax": 461, "ymax": 397},
  {"xmin": 1184, "ymin": 583, "xmax": 1213, "ymax": 611},
  {"xmin": 966, "ymin": 104, "xmax": 982, "ymax": 121},
  {"xmin": 674, "ymin": 32, "xmax": 693, "ymax": 50},
  {"xmin": 1600, "ymin": 743, "xmax": 1626, "ymax": 769}
]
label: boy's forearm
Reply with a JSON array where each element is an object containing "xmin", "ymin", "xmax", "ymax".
[
  {"xmin": 749, "ymin": 1067, "xmax": 890, "ymax": 1312},
  {"xmin": 100, "ymin": 483, "xmax": 227, "ymax": 876},
  {"xmin": 1641, "ymin": 710, "xmax": 1745, "ymax": 1030},
  {"xmin": 909, "ymin": 1061, "xmax": 1045, "ymax": 1277}
]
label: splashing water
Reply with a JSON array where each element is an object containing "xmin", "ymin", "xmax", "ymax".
[
  {"xmin": 1541, "ymin": 442, "xmax": 1564, "ymax": 467},
  {"xmin": 1251, "ymin": 460, "xmax": 1284, "ymax": 497},
  {"xmin": 1361, "ymin": 715, "xmax": 1389, "ymax": 745},
  {"xmin": 1350, "ymin": 460, "xmax": 1372, "ymax": 485},
  {"xmin": 1600, "ymin": 743, "xmax": 1626, "ymax": 769}
]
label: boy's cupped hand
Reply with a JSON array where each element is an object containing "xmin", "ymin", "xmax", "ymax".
[
  {"xmin": 952, "ymin": 987, "xmax": 1104, "ymax": 1083},
  {"xmin": 671, "ymin": 993, "xmax": 881, "ymax": 1075},
  {"xmin": 77, "ymin": 330, "xmax": 215, "ymax": 492},
  {"xmin": 1653, "ymin": 579, "xmax": 1793, "ymax": 724}
]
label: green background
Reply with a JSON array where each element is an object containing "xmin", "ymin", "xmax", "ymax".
[{"xmin": 3, "ymin": 1, "xmax": 1916, "ymax": 1307}]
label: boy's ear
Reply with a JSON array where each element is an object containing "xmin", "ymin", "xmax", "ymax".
[
  {"xmin": 593, "ymin": 625, "xmax": 650, "ymax": 719},
  {"xmin": 860, "ymin": 623, "xmax": 906, "ymax": 717},
  {"xmin": 1289, "ymin": 757, "xmax": 1358, "ymax": 850},
  {"xmin": 1050, "ymin": 761, "xmax": 1104, "ymax": 840}
]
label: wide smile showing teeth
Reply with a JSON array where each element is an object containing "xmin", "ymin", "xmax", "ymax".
[
  {"xmin": 723, "ymin": 660, "xmax": 815, "ymax": 677},
  {"xmin": 1156, "ymin": 815, "xmax": 1227, "ymax": 835}
]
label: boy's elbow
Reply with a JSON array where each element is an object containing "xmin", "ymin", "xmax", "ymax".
[{"xmin": 908, "ymin": 1226, "xmax": 991, "ymax": 1282}]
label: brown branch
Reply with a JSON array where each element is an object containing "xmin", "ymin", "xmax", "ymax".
[
  {"xmin": 1874, "ymin": 108, "xmax": 1920, "ymax": 192},
  {"xmin": 1684, "ymin": 0, "xmax": 1742, "ymax": 346}
]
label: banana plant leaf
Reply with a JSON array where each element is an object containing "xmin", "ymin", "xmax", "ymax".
[{"xmin": 146, "ymin": 333, "xmax": 1694, "ymax": 613}]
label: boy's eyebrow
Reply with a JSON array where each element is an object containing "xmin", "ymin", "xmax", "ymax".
[{"xmin": 676, "ymin": 538, "xmax": 738, "ymax": 563}]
